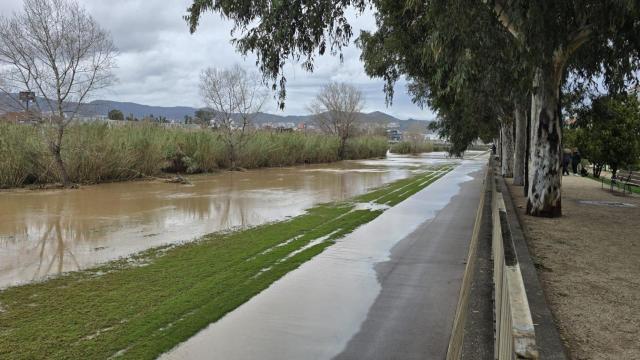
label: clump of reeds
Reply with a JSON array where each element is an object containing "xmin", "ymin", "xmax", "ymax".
[
  {"xmin": 0, "ymin": 122, "xmax": 390, "ymax": 188},
  {"xmin": 389, "ymin": 140, "xmax": 433, "ymax": 155}
]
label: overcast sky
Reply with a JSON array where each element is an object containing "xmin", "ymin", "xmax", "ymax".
[{"xmin": 0, "ymin": 0, "xmax": 436, "ymax": 120}]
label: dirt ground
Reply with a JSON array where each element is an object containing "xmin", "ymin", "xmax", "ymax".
[{"xmin": 507, "ymin": 176, "xmax": 640, "ymax": 360}]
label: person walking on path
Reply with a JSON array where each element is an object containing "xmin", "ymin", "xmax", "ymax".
[
  {"xmin": 562, "ymin": 149, "xmax": 571, "ymax": 176},
  {"xmin": 571, "ymin": 148, "xmax": 581, "ymax": 175}
]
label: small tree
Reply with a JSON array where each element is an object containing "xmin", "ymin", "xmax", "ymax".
[
  {"xmin": 194, "ymin": 108, "xmax": 214, "ymax": 127},
  {"xmin": 199, "ymin": 65, "xmax": 266, "ymax": 169},
  {"xmin": 574, "ymin": 95, "xmax": 640, "ymax": 178},
  {"xmin": 309, "ymin": 83, "xmax": 364, "ymax": 159},
  {"xmin": 108, "ymin": 109, "xmax": 124, "ymax": 120},
  {"xmin": 0, "ymin": 0, "xmax": 117, "ymax": 187}
]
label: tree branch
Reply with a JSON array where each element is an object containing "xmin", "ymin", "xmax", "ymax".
[{"xmin": 490, "ymin": 0, "xmax": 522, "ymax": 40}]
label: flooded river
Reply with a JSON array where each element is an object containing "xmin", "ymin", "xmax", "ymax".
[{"xmin": 0, "ymin": 153, "xmax": 458, "ymax": 288}]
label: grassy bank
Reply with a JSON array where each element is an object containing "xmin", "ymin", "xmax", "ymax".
[
  {"xmin": 0, "ymin": 122, "xmax": 388, "ymax": 188},
  {"xmin": 389, "ymin": 140, "xmax": 448, "ymax": 154},
  {"xmin": 0, "ymin": 164, "xmax": 453, "ymax": 359},
  {"xmin": 586, "ymin": 174, "xmax": 640, "ymax": 194}
]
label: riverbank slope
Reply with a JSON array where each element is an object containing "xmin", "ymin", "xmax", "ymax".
[{"xmin": 0, "ymin": 165, "xmax": 451, "ymax": 359}]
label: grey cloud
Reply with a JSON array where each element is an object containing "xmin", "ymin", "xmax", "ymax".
[{"xmin": 3, "ymin": 0, "xmax": 435, "ymax": 120}]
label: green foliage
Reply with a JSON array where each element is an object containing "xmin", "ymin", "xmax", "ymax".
[
  {"xmin": 562, "ymin": 127, "xmax": 579, "ymax": 149},
  {"xmin": 186, "ymin": 0, "xmax": 640, "ymax": 155},
  {"xmin": 344, "ymin": 136, "xmax": 388, "ymax": 159},
  {"xmin": 194, "ymin": 109, "xmax": 213, "ymax": 123},
  {"xmin": 107, "ymin": 109, "xmax": 124, "ymax": 120},
  {"xmin": 0, "ymin": 123, "xmax": 49, "ymax": 187},
  {"xmin": 0, "ymin": 123, "xmax": 388, "ymax": 188},
  {"xmin": 573, "ymin": 95, "xmax": 640, "ymax": 176},
  {"xmin": 186, "ymin": 0, "xmax": 367, "ymax": 108},
  {"xmin": 0, "ymin": 167, "xmax": 450, "ymax": 359},
  {"xmin": 390, "ymin": 141, "xmax": 433, "ymax": 155}
]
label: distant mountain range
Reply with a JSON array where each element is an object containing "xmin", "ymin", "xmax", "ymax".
[{"xmin": 0, "ymin": 96, "xmax": 433, "ymax": 131}]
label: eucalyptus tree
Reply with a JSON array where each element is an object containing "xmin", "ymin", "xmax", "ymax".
[
  {"xmin": 0, "ymin": 0, "xmax": 117, "ymax": 187},
  {"xmin": 489, "ymin": 1, "xmax": 640, "ymax": 216},
  {"xmin": 358, "ymin": 1, "xmax": 524, "ymax": 175},
  {"xmin": 185, "ymin": 0, "xmax": 640, "ymax": 217}
]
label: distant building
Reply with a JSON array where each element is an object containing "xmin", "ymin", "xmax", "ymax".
[
  {"xmin": 387, "ymin": 128, "xmax": 402, "ymax": 142},
  {"xmin": 0, "ymin": 111, "xmax": 36, "ymax": 124},
  {"xmin": 424, "ymin": 130, "xmax": 440, "ymax": 141}
]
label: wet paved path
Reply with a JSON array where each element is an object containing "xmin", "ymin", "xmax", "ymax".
[{"xmin": 161, "ymin": 156, "xmax": 487, "ymax": 360}]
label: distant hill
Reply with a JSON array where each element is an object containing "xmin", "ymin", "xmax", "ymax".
[
  {"xmin": 86, "ymin": 100, "xmax": 196, "ymax": 121},
  {"xmin": 0, "ymin": 96, "xmax": 433, "ymax": 130},
  {"xmin": 83, "ymin": 100, "xmax": 432, "ymax": 130}
]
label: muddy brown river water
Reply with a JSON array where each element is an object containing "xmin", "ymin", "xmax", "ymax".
[{"xmin": 0, "ymin": 153, "xmax": 458, "ymax": 288}]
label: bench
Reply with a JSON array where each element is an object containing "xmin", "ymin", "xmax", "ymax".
[{"xmin": 606, "ymin": 170, "xmax": 640, "ymax": 194}]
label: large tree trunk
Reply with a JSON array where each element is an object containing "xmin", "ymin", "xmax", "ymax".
[
  {"xmin": 513, "ymin": 100, "xmax": 527, "ymax": 185},
  {"xmin": 527, "ymin": 66, "xmax": 562, "ymax": 217},
  {"xmin": 501, "ymin": 120, "xmax": 514, "ymax": 177},
  {"xmin": 524, "ymin": 99, "xmax": 531, "ymax": 196}
]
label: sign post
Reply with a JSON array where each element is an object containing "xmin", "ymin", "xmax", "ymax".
[{"xmin": 19, "ymin": 91, "xmax": 36, "ymax": 111}]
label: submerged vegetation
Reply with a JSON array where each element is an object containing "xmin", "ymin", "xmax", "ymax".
[
  {"xmin": 0, "ymin": 122, "xmax": 388, "ymax": 188},
  {"xmin": 0, "ymin": 165, "xmax": 452, "ymax": 360}
]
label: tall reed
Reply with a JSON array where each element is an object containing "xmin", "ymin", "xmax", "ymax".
[
  {"xmin": 0, "ymin": 122, "xmax": 389, "ymax": 188},
  {"xmin": 389, "ymin": 140, "xmax": 445, "ymax": 155}
]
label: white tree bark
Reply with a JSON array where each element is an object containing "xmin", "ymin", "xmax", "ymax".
[
  {"xmin": 513, "ymin": 100, "xmax": 527, "ymax": 185},
  {"xmin": 526, "ymin": 67, "xmax": 562, "ymax": 217},
  {"xmin": 501, "ymin": 121, "xmax": 514, "ymax": 178}
]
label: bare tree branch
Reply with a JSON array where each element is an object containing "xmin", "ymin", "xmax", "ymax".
[
  {"xmin": 309, "ymin": 82, "xmax": 364, "ymax": 159},
  {"xmin": 490, "ymin": 0, "xmax": 522, "ymax": 41},
  {"xmin": 0, "ymin": 0, "xmax": 117, "ymax": 186},
  {"xmin": 199, "ymin": 64, "xmax": 266, "ymax": 168}
]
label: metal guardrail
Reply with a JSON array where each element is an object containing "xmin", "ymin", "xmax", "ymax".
[
  {"xmin": 492, "ymin": 180, "xmax": 539, "ymax": 359},
  {"xmin": 446, "ymin": 164, "xmax": 489, "ymax": 360}
]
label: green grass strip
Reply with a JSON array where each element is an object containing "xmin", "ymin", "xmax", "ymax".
[
  {"xmin": 0, "ymin": 164, "xmax": 453, "ymax": 359},
  {"xmin": 585, "ymin": 174, "xmax": 640, "ymax": 194}
]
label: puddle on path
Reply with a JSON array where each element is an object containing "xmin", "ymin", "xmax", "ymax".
[
  {"xmin": 0, "ymin": 153, "xmax": 464, "ymax": 288},
  {"xmin": 160, "ymin": 157, "xmax": 486, "ymax": 360}
]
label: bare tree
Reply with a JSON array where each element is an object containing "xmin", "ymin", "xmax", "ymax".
[
  {"xmin": 199, "ymin": 64, "xmax": 266, "ymax": 169},
  {"xmin": 309, "ymin": 82, "xmax": 364, "ymax": 159},
  {"xmin": 0, "ymin": 0, "xmax": 117, "ymax": 187}
]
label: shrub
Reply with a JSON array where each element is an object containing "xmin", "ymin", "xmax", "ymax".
[{"xmin": 0, "ymin": 123, "xmax": 391, "ymax": 188}]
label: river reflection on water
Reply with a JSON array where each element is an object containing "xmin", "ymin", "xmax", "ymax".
[{"xmin": 0, "ymin": 153, "xmax": 455, "ymax": 288}]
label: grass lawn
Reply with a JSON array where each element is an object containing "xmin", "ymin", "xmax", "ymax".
[
  {"xmin": 0, "ymin": 164, "xmax": 453, "ymax": 360},
  {"xmin": 585, "ymin": 174, "xmax": 640, "ymax": 195}
]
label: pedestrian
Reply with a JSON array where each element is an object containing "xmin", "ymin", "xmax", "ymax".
[
  {"xmin": 562, "ymin": 149, "xmax": 571, "ymax": 176},
  {"xmin": 491, "ymin": 143, "xmax": 497, "ymax": 155},
  {"xmin": 571, "ymin": 148, "xmax": 581, "ymax": 175}
]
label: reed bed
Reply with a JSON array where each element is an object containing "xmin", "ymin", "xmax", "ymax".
[
  {"xmin": 389, "ymin": 140, "xmax": 445, "ymax": 155},
  {"xmin": 0, "ymin": 122, "xmax": 388, "ymax": 188}
]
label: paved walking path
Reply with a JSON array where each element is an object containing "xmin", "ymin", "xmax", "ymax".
[{"xmin": 161, "ymin": 156, "xmax": 487, "ymax": 360}]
